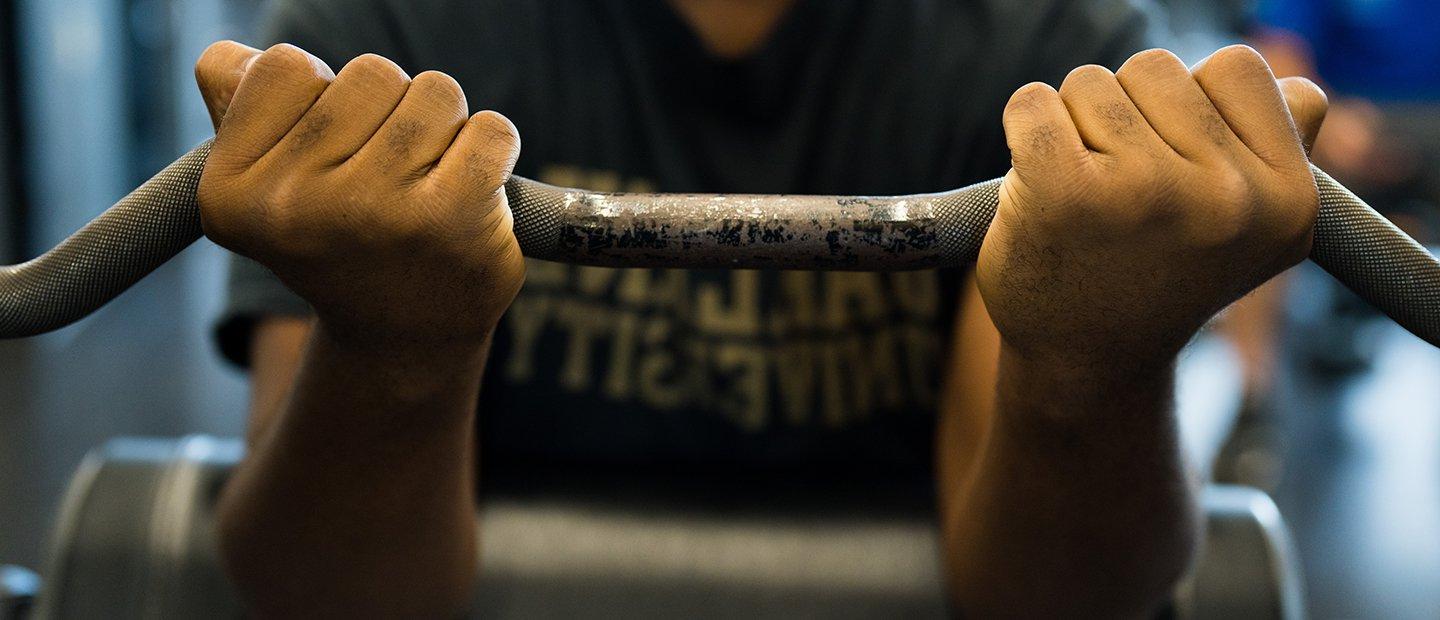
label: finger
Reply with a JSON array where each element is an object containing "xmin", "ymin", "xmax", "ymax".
[
  {"xmin": 1116, "ymin": 49, "xmax": 1245, "ymax": 161},
  {"xmin": 194, "ymin": 40, "xmax": 263, "ymax": 131},
  {"xmin": 1001, "ymin": 82, "xmax": 1090, "ymax": 190},
  {"xmin": 1191, "ymin": 45, "xmax": 1306, "ymax": 169},
  {"xmin": 275, "ymin": 53, "xmax": 412, "ymax": 166},
  {"xmin": 1278, "ymin": 76, "xmax": 1328, "ymax": 156},
  {"xmin": 217, "ymin": 44, "xmax": 335, "ymax": 165},
  {"xmin": 1057, "ymin": 64, "xmax": 1171, "ymax": 157},
  {"xmin": 429, "ymin": 111, "xmax": 522, "ymax": 223},
  {"xmin": 353, "ymin": 70, "xmax": 469, "ymax": 177}
]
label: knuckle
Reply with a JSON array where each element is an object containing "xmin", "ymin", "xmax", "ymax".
[
  {"xmin": 1188, "ymin": 166, "xmax": 1255, "ymax": 243},
  {"xmin": 1127, "ymin": 47, "xmax": 1180, "ymax": 66},
  {"xmin": 465, "ymin": 112, "xmax": 521, "ymax": 189},
  {"xmin": 1061, "ymin": 64, "xmax": 1114, "ymax": 93},
  {"xmin": 1282, "ymin": 76, "xmax": 1326, "ymax": 104},
  {"xmin": 262, "ymin": 175, "xmax": 305, "ymax": 212},
  {"xmin": 1210, "ymin": 44, "xmax": 1269, "ymax": 73},
  {"xmin": 343, "ymin": 53, "xmax": 410, "ymax": 86},
  {"xmin": 194, "ymin": 41, "xmax": 255, "ymax": 100},
  {"xmin": 464, "ymin": 150, "xmax": 512, "ymax": 195},
  {"xmin": 1118, "ymin": 48, "xmax": 1185, "ymax": 78},
  {"xmin": 1017, "ymin": 122, "xmax": 1065, "ymax": 161},
  {"xmin": 1067, "ymin": 64, "xmax": 1112, "ymax": 80},
  {"xmin": 1210, "ymin": 165, "xmax": 1254, "ymax": 209},
  {"xmin": 253, "ymin": 43, "xmax": 329, "ymax": 85},
  {"xmin": 194, "ymin": 41, "xmax": 234, "ymax": 79},
  {"xmin": 258, "ymin": 43, "xmax": 308, "ymax": 69},
  {"xmin": 197, "ymin": 40, "xmax": 230, "ymax": 61},
  {"xmin": 380, "ymin": 118, "xmax": 425, "ymax": 158},
  {"xmin": 1006, "ymin": 82, "xmax": 1056, "ymax": 112},
  {"xmin": 1196, "ymin": 45, "xmax": 1276, "ymax": 92},
  {"xmin": 1281, "ymin": 76, "xmax": 1329, "ymax": 117},
  {"xmin": 412, "ymin": 70, "xmax": 466, "ymax": 107},
  {"xmin": 472, "ymin": 110, "xmax": 520, "ymax": 150},
  {"xmin": 286, "ymin": 110, "xmax": 335, "ymax": 153}
]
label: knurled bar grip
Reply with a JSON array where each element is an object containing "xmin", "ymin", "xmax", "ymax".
[{"xmin": 2, "ymin": 140, "xmax": 1437, "ymax": 348}]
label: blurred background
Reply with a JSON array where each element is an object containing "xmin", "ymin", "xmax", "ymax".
[
  {"xmin": 0, "ymin": 0, "xmax": 256, "ymax": 582},
  {"xmin": 0, "ymin": 0, "xmax": 1438, "ymax": 617}
]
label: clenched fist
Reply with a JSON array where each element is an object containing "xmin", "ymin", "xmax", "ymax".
[
  {"xmin": 195, "ymin": 42, "xmax": 525, "ymax": 348},
  {"xmin": 980, "ymin": 45, "xmax": 1328, "ymax": 369}
]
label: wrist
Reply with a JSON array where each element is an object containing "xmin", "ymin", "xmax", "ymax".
[
  {"xmin": 312, "ymin": 311, "xmax": 498, "ymax": 358},
  {"xmin": 310, "ymin": 318, "xmax": 493, "ymax": 388},
  {"xmin": 998, "ymin": 328, "xmax": 1184, "ymax": 382},
  {"xmin": 276, "ymin": 319, "xmax": 492, "ymax": 444},
  {"xmin": 997, "ymin": 340, "xmax": 1176, "ymax": 421}
]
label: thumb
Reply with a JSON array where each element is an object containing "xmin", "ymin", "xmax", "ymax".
[
  {"xmin": 1279, "ymin": 76, "xmax": 1328, "ymax": 157},
  {"xmin": 195, "ymin": 41, "xmax": 263, "ymax": 132}
]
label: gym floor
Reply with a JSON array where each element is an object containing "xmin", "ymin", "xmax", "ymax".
[
  {"xmin": 0, "ymin": 260, "xmax": 1436, "ymax": 618},
  {"xmin": 1272, "ymin": 288, "xmax": 1440, "ymax": 618}
]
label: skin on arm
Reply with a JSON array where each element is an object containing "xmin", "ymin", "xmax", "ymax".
[
  {"xmin": 935, "ymin": 275, "xmax": 998, "ymax": 522},
  {"xmin": 934, "ymin": 46, "xmax": 1328, "ymax": 617},
  {"xmin": 195, "ymin": 41, "xmax": 526, "ymax": 617},
  {"xmin": 938, "ymin": 276, "xmax": 1193, "ymax": 617},
  {"xmin": 243, "ymin": 317, "xmax": 309, "ymax": 448}
]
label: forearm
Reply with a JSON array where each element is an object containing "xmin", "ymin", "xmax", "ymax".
[
  {"xmin": 216, "ymin": 322, "xmax": 488, "ymax": 618},
  {"xmin": 941, "ymin": 345, "xmax": 1201, "ymax": 618}
]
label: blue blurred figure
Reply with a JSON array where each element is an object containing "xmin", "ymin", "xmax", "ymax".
[
  {"xmin": 1251, "ymin": 0, "xmax": 1440, "ymax": 197},
  {"xmin": 1256, "ymin": 0, "xmax": 1440, "ymax": 102}
]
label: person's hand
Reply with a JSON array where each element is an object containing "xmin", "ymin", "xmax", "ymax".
[
  {"xmin": 194, "ymin": 42, "xmax": 525, "ymax": 349},
  {"xmin": 979, "ymin": 45, "xmax": 1328, "ymax": 370}
]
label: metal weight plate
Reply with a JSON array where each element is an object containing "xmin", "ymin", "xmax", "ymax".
[
  {"xmin": 28, "ymin": 436, "xmax": 1303, "ymax": 619},
  {"xmin": 33, "ymin": 436, "xmax": 243, "ymax": 619}
]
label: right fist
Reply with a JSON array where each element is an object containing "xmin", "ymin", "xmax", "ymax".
[
  {"xmin": 195, "ymin": 42, "xmax": 525, "ymax": 347},
  {"xmin": 978, "ymin": 47, "xmax": 1325, "ymax": 369}
]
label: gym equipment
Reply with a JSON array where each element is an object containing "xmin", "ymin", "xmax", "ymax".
[
  {"xmin": 15, "ymin": 435, "xmax": 1303, "ymax": 619},
  {"xmin": 1178, "ymin": 486, "xmax": 1306, "ymax": 620},
  {"xmin": 31, "ymin": 437, "xmax": 242, "ymax": 619},
  {"xmin": 0, "ymin": 141, "xmax": 1435, "ymax": 346},
  {"xmin": 0, "ymin": 565, "xmax": 38, "ymax": 620}
]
